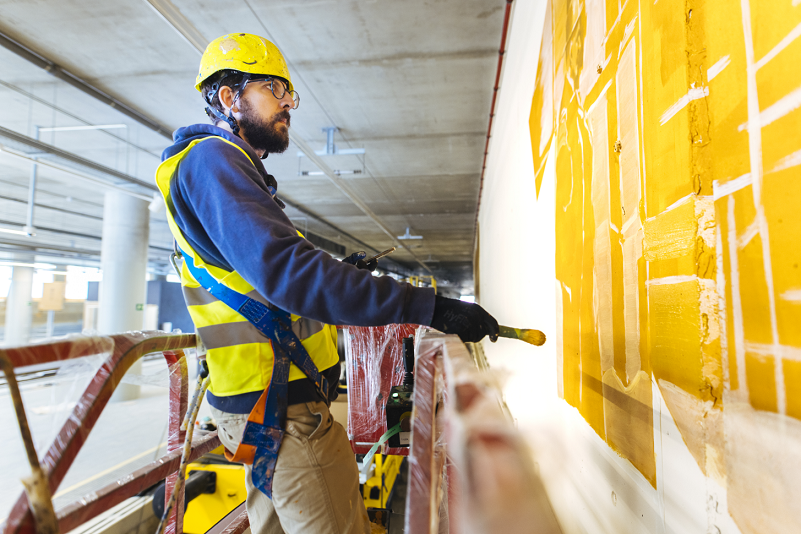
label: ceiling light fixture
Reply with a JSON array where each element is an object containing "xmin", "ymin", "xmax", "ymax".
[
  {"xmin": 397, "ymin": 227, "xmax": 423, "ymax": 240},
  {"xmin": 300, "ymin": 170, "xmax": 362, "ymax": 176},
  {"xmin": 0, "ymin": 261, "xmax": 57, "ymax": 269},
  {"xmin": 39, "ymin": 124, "xmax": 127, "ymax": 132},
  {"xmin": 0, "ymin": 227, "xmax": 30, "ymax": 237}
]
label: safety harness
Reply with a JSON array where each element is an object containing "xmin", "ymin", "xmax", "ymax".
[{"xmin": 182, "ymin": 252, "xmax": 328, "ymax": 498}]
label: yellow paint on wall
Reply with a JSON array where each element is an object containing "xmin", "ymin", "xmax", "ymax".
[
  {"xmin": 745, "ymin": 352, "xmax": 778, "ymax": 413},
  {"xmin": 529, "ymin": 0, "xmax": 801, "ymax": 513},
  {"xmin": 784, "ymin": 360, "xmax": 801, "ymax": 421},
  {"xmin": 602, "ymin": 370, "xmax": 656, "ymax": 486},
  {"xmin": 643, "ymin": 198, "xmax": 697, "ymax": 262}
]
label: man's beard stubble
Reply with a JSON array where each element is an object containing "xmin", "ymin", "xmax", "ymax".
[{"xmin": 238, "ymin": 99, "xmax": 291, "ymax": 155}]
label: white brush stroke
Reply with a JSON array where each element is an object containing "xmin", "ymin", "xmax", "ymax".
[
  {"xmin": 708, "ymin": 55, "xmax": 730, "ymax": 81},
  {"xmin": 727, "ymin": 196, "xmax": 748, "ymax": 400},
  {"xmin": 621, "ymin": 215, "xmax": 640, "ymax": 235},
  {"xmin": 738, "ymin": 85, "xmax": 801, "ymax": 132},
  {"xmin": 745, "ymin": 342, "xmax": 801, "ymax": 362},
  {"xmin": 781, "ymin": 289, "xmax": 801, "ymax": 302},
  {"xmin": 664, "ymin": 192, "xmax": 693, "ymax": 213},
  {"xmin": 645, "ymin": 275, "xmax": 697, "ymax": 286},
  {"xmin": 738, "ymin": 218, "xmax": 759, "ymax": 249},
  {"xmin": 644, "ymin": 192, "xmax": 692, "ymax": 223},
  {"xmin": 660, "ymin": 86, "xmax": 709, "ymax": 125},
  {"xmin": 741, "ymin": 0, "xmax": 784, "ymax": 414},
  {"xmin": 755, "ymin": 21, "xmax": 801, "ymax": 70},
  {"xmin": 713, "ymin": 173, "xmax": 752, "ymax": 200},
  {"xmin": 768, "ymin": 148, "xmax": 801, "ymax": 173}
]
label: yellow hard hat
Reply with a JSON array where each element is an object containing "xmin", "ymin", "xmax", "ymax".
[{"xmin": 196, "ymin": 33, "xmax": 293, "ymax": 92}]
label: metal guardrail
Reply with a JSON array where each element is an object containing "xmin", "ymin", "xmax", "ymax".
[{"xmin": 0, "ymin": 331, "xmax": 243, "ymax": 534}]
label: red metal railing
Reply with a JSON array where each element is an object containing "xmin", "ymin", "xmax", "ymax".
[{"xmin": 0, "ymin": 332, "xmax": 245, "ymax": 534}]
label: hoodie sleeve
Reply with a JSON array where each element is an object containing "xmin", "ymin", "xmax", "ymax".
[{"xmin": 172, "ymin": 138, "xmax": 435, "ymax": 327}]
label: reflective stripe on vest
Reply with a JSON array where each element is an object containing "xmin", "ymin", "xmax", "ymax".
[
  {"xmin": 182, "ymin": 252, "xmax": 326, "ymax": 499},
  {"xmin": 155, "ymin": 136, "xmax": 338, "ymax": 397}
]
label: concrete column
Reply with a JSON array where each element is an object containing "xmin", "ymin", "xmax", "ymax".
[
  {"xmin": 99, "ymin": 191, "xmax": 150, "ymax": 401},
  {"xmin": 4, "ymin": 254, "xmax": 34, "ymax": 347}
]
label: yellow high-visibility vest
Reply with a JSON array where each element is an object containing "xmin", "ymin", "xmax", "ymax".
[{"xmin": 155, "ymin": 136, "xmax": 338, "ymax": 397}]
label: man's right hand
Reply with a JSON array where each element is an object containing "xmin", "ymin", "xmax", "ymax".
[{"xmin": 429, "ymin": 295, "xmax": 499, "ymax": 343}]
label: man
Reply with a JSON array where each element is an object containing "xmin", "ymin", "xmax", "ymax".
[{"xmin": 156, "ymin": 33, "xmax": 498, "ymax": 534}]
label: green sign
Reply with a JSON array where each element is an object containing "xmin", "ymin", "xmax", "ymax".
[{"xmin": 136, "ymin": 304, "xmax": 144, "ymax": 311}]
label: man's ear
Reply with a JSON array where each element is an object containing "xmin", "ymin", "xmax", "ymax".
[{"xmin": 218, "ymin": 85, "xmax": 238, "ymax": 114}]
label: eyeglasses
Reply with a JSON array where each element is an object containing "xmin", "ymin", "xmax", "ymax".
[{"xmin": 258, "ymin": 77, "xmax": 300, "ymax": 109}]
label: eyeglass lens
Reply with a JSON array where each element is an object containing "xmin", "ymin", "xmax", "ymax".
[{"xmin": 270, "ymin": 79, "xmax": 300, "ymax": 109}]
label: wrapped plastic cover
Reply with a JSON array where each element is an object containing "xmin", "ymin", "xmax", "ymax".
[
  {"xmin": 1, "ymin": 331, "xmax": 200, "ymax": 534},
  {"xmin": 405, "ymin": 332, "xmax": 562, "ymax": 534},
  {"xmin": 344, "ymin": 324, "xmax": 417, "ymax": 455}
]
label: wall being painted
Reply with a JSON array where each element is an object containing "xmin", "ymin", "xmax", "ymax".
[{"xmin": 478, "ymin": 0, "xmax": 801, "ymax": 532}]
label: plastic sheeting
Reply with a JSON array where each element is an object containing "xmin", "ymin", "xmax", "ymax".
[
  {"xmin": 405, "ymin": 331, "xmax": 449, "ymax": 534},
  {"xmin": 404, "ymin": 332, "xmax": 561, "ymax": 534},
  {"xmin": 343, "ymin": 324, "xmax": 418, "ymax": 456},
  {"xmin": 1, "ymin": 331, "xmax": 199, "ymax": 534}
]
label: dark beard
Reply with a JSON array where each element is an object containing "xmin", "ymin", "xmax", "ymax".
[{"xmin": 238, "ymin": 100, "xmax": 291, "ymax": 154}]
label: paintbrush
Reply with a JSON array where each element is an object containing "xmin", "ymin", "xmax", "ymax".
[{"xmin": 498, "ymin": 326, "xmax": 546, "ymax": 346}]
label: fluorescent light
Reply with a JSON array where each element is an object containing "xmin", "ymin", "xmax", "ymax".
[
  {"xmin": 0, "ymin": 227, "xmax": 29, "ymax": 236},
  {"xmin": 300, "ymin": 170, "xmax": 362, "ymax": 176},
  {"xmin": 0, "ymin": 262, "xmax": 57, "ymax": 269},
  {"xmin": 39, "ymin": 124, "xmax": 127, "ymax": 132}
]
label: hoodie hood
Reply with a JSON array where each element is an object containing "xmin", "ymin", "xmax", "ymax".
[{"xmin": 163, "ymin": 123, "xmax": 280, "ymax": 195}]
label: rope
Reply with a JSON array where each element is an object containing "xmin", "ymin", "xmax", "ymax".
[{"xmin": 155, "ymin": 371, "xmax": 211, "ymax": 534}]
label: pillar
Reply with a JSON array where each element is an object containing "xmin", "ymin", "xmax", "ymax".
[
  {"xmin": 99, "ymin": 191, "xmax": 150, "ymax": 401},
  {"xmin": 4, "ymin": 254, "xmax": 34, "ymax": 347}
]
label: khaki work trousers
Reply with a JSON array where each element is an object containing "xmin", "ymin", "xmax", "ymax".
[{"xmin": 210, "ymin": 401, "xmax": 371, "ymax": 534}]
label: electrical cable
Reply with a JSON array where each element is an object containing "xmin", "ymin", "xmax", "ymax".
[
  {"xmin": 154, "ymin": 362, "xmax": 210, "ymax": 534},
  {"xmin": 359, "ymin": 423, "xmax": 402, "ymax": 477}
]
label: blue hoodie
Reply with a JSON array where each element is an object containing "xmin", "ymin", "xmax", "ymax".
[{"xmin": 162, "ymin": 124, "xmax": 435, "ymax": 412}]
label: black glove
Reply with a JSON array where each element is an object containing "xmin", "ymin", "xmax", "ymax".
[
  {"xmin": 429, "ymin": 295, "xmax": 499, "ymax": 343},
  {"xmin": 341, "ymin": 251, "xmax": 378, "ymax": 272}
]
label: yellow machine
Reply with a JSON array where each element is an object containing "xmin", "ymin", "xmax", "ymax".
[
  {"xmin": 405, "ymin": 275, "xmax": 437, "ymax": 293},
  {"xmin": 180, "ymin": 446, "xmax": 405, "ymax": 532},
  {"xmin": 362, "ymin": 453, "xmax": 404, "ymax": 510},
  {"xmin": 182, "ymin": 447, "xmax": 247, "ymax": 534}
]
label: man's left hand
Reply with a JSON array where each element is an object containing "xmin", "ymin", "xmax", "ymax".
[{"xmin": 342, "ymin": 251, "xmax": 377, "ymax": 272}]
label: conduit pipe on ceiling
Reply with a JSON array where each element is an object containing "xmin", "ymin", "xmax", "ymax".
[
  {"xmin": 0, "ymin": 124, "xmax": 157, "ymax": 194},
  {"xmin": 143, "ymin": 0, "xmax": 432, "ymax": 274},
  {"xmin": 0, "ymin": 147, "xmax": 153, "ymax": 202},
  {"xmin": 473, "ymin": 0, "xmax": 514, "ymax": 246},
  {"xmin": 0, "ymin": 30, "xmax": 172, "ymax": 139}
]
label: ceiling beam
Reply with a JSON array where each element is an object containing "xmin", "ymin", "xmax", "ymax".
[
  {"xmin": 0, "ymin": 9, "xmax": 431, "ymax": 274},
  {"xmin": 0, "ymin": 29, "xmax": 173, "ymax": 139},
  {"xmin": 0, "ymin": 124, "xmax": 157, "ymax": 196}
]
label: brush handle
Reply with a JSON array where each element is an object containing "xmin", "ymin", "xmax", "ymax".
[{"xmin": 498, "ymin": 325, "xmax": 520, "ymax": 339}]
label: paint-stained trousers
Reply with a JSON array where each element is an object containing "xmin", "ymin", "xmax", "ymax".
[{"xmin": 210, "ymin": 401, "xmax": 371, "ymax": 534}]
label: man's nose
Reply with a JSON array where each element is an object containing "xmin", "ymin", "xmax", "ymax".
[{"xmin": 279, "ymin": 91, "xmax": 294, "ymax": 108}]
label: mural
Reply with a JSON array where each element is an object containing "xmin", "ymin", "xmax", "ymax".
[{"xmin": 529, "ymin": 0, "xmax": 801, "ymax": 531}]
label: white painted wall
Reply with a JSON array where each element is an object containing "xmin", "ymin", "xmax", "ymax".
[{"xmin": 477, "ymin": 1, "xmax": 741, "ymax": 532}]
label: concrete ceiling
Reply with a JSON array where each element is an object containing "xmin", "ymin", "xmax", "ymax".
[{"xmin": 0, "ymin": 0, "xmax": 506, "ymax": 292}]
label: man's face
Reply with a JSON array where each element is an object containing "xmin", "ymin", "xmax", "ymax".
[{"xmin": 235, "ymin": 79, "xmax": 295, "ymax": 155}]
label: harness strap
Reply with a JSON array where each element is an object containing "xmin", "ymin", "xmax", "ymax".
[
  {"xmin": 182, "ymin": 252, "xmax": 329, "ymax": 399},
  {"xmin": 181, "ymin": 252, "xmax": 328, "ymax": 498}
]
